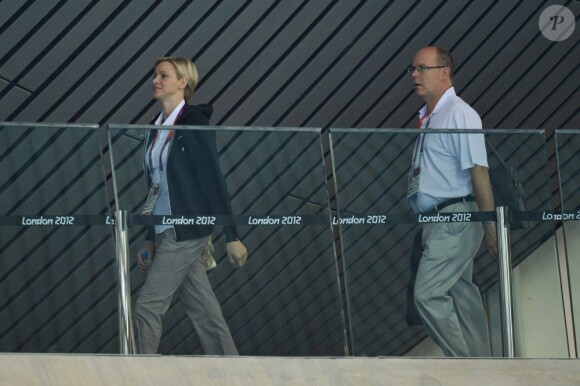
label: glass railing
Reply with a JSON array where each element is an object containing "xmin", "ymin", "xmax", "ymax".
[
  {"xmin": 0, "ymin": 122, "xmax": 116, "ymax": 353},
  {"xmin": 328, "ymin": 128, "xmax": 564, "ymax": 357},
  {"xmin": 487, "ymin": 129, "xmax": 567, "ymax": 358},
  {"xmin": 1, "ymin": 121, "xmax": 577, "ymax": 358},
  {"xmin": 106, "ymin": 124, "xmax": 346, "ymax": 356},
  {"xmin": 555, "ymin": 129, "xmax": 580, "ymax": 356}
]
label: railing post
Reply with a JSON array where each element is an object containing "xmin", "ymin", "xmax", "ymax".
[
  {"xmin": 115, "ymin": 209, "xmax": 136, "ymax": 354},
  {"xmin": 496, "ymin": 206, "xmax": 515, "ymax": 357}
]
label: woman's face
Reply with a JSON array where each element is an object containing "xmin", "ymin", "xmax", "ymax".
[{"xmin": 152, "ymin": 61, "xmax": 186, "ymax": 102}]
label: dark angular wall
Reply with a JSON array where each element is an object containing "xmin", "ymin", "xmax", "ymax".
[{"xmin": 0, "ymin": 1, "xmax": 578, "ymax": 356}]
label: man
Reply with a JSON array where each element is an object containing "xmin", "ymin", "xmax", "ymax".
[{"xmin": 407, "ymin": 46, "xmax": 497, "ymax": 357}]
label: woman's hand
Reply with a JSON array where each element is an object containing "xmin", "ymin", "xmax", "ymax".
[
  {"xmin": 137, "ymin": 240, "xmax": 155, "ymax": 272},
  {"xmin": 226, "ymin": 240, "xmax": 248, "ymax": 267}
]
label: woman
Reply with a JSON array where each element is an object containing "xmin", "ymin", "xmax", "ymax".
[{"xmin": 134, "ymin": 56, "xmax": 247, "ymax": 355}]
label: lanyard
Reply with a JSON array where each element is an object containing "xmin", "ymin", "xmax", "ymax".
[
  {"xmin": 417, "ymin": 113, "xmax": 430, "ymax": 129},
  {"xmin": 147, "ymin": 130, "xmax": 174, "ymax": 176},
  {"xmin": 147, "ymin": 104, "xmax": 185, "ymax": 177},
  {"xmin": 411, "ymin": 113, "xmax": 432, "ymax": 167}
]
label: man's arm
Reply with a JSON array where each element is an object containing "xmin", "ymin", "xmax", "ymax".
[{"xmin": 471, "ymin": 165, "xmax": 498, "ymax": 260}]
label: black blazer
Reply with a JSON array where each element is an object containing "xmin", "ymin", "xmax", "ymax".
[{"xmin": 144, "ymin": 103, "xmax": 239, "ymax": 242}]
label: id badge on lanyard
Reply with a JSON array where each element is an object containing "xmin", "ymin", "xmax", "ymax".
[
  {"xmin": 142, "ymin": 183, "xmax": 161, "ymax": 215},
  {"xmin": 407, "ymin": 114, "xmax": 431, "ymax": 201},
  {"xmin": 141, "ymin": 129, "xmax": 174, "ymax": 215}
]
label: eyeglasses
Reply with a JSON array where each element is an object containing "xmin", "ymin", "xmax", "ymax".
[{"xmin": 407, "ymin": 65, "xmax": 447, "ymax": 74}]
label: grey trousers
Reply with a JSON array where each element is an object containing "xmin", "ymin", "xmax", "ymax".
[
  {"xmin": 133, "ymin": 229, "xmax": 238, "ymax": 355},
  {"xmin": 414, "ymin": 201, "xmax": 491, "ymax": 357}
]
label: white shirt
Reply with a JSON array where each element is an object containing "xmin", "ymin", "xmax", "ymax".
[
  {"xmin": 410, "ymin": 87, "xmax": 488, "ymax": 212},
  {"xmin": 148, "ymin": 100, "xmax": 185, "ymax": 233}
]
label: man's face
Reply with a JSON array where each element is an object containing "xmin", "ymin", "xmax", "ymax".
[{"xmin": 410, "ymin": 48, "xmax": 447, "ymax": 102}]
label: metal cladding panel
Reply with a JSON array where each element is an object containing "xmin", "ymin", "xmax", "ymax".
[{"xmin": 0, "ymin": 1, "xmax": 578, "ymax": 356}]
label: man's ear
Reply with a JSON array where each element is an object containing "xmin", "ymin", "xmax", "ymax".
[
  {"xmin": 443, "ymin": 67, "xmax": 453, "ymax": 83},
  {"xmin": 441, "ymin": 67, "xmax": 451, "ymax": 81}
]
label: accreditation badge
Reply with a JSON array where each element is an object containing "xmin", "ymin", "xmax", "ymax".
[
  {"xmin": 141, "ymin": 183, "xmax": 161, "ymax": 215},
  {"xmin": 407, "ymin": 166, "xmax": 421, "ymax": 201}
]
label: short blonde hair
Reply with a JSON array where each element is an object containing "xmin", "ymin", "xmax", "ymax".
[{"xmin": 154, "ymin": 56, "xmax": 199, "ymax": 101}]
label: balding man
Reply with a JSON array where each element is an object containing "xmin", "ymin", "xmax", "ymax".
[{"xmin": 407, "ymin": 46, "xmax": 497, "ymax": 357}]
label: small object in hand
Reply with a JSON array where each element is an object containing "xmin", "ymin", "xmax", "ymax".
[
  {"xmin": 141, "ymin": 250, "xmax": 149, "ymax": 264},
  {"xmin": 201, "ymin": 239, "xmax": 217, "ymax": 271}
]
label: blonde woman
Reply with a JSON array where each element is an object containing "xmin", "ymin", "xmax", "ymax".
[{"xmin": 134, "ymin": 57, "xmax": 247, "ymax": 355}]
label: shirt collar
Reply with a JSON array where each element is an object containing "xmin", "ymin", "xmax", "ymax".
[
  {"xmin": 155, "ymin": 99, "xmax": 186, "ymax": 126},
  {"xmin": 418, "ymin": 86, "xmax": 456, "ymax": 119}
]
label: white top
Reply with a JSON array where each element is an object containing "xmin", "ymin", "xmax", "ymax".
[
  {"xmin": 148, "ymin": 100, "xmax": 185, "ymax": 233},
  {"xmin": 410, "ymin": 87, "xmax": 488, "ymax": 212}
]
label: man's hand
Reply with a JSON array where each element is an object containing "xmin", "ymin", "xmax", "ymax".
[
  {"xmin": 471, "ymin": 165, "xmax": 498, "ymax": 261},
  {"xmin": 137, "ymin": 240, "xmax": 155, "ymax": 272},
  {"xmin": 226, "ymin": 240, "xmax": 248, "ymax": 267},
  {"xmin": 484, "ymin": 223, "xmax": 498, "ymax": 260}
]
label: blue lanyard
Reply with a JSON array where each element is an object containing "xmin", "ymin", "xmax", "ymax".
[
  {"xmin": 147, "ymin": 105, "xmax": 185, "ymax": 177},
  {"xmin": 147, "ymin": 129, "xmax": 174, "ymax": 176},
  {"xmin": 412, "ymin": 114, "xmax": 432, "ymax": 166}
]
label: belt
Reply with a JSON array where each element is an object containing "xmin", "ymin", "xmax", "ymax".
[{"xmin": 432, "ymin": 195, "xmax": 475, "ymax": 212}]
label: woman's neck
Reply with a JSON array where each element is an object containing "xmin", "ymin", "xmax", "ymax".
[{"xmin": 161, "ymin": 97, "xmax": 184, "ymax": 120}]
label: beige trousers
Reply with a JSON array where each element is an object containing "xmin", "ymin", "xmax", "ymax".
[
  {"xmin": 414, "ymin": 201, "xmax": 490, "ymax": 357},
  {"xmin": 133, "ymin": 229, "xmax": 238, "ymax": 355}
]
